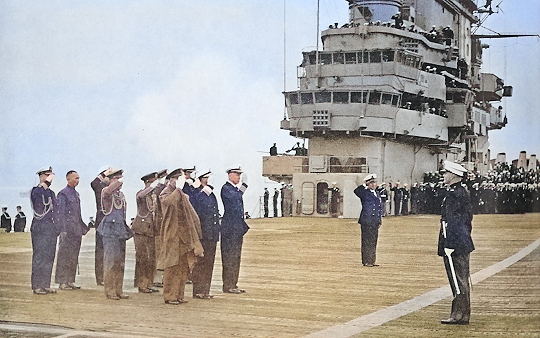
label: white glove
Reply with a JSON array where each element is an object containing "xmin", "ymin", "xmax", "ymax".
[
  {"xmin": 202, "ymin": 185, "xmax": 213, "ymax": 196},
  {"xmin": 176, "ymin": 176, "xmax": 186, "ymax": 189},
  {"xmin": 45, "ymin": 173, "xmax": 55, "ymax": 183},
  {"xmin": 241, "ymin": 172, "xmax": 248, "ymax": 185},
  {"xmin": 150, "ymin": 180, "xmax": 159, "ymax": 188},
  {"xmin": 444, "ymin": 248, "xmax": 455, "ymax": 257},
  {"xmin": 159, "ymin": 177, "xmax": 166, "ymax": 185},
  {"xmin": 186, "ymin": 178, "xmax": 194, "ymax": 186},
  {"xmin": 192, "ymin": 178, "xmax": 201, "ymax": 189}
]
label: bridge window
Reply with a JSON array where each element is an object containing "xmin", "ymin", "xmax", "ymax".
[
  {"xmin": 288, "ymin": 93, "xmax": 299, "ymax": 105},
  {"xmin": 391, "ymin": 94, "xmax": 400, "ymax": 106},
  {"xmin": 301, "ymin": 93, "xmax": 314, "ymax": 104},
  {"xmin": 351, "ymin": 91, "xmax": 367, "ymax": 103},
  {"xmin": 345, "ymin": 52, "xmax": 357, "ymax": 64},
  {"xmin": 383, "ymin": 50, "xmax": 395, "ymax": 62},
  {"xmin": 333, "ymin": 53, "xmax": 345, "ymax": 64},
  {"xmin": 320, "ymin": 53, "xmax": 332, "ymax": 65},
  {"xmin": 361, "ymin": 51, "xmax": 369, "ymax": 63},
  {"xmin": 381, "ymin": 93, "xmax": 393, "ymax": 105},
  {"xmin": 370, "ymin": 51, "xmax": 382, "ymax": 63},
  {"xmin": 368, "ymin": 91, "xmax": 381, "ymax": 104},
  {"xmin": 315, "ymin": 92, "xmax": 331, "ymax": 103},
  {"xmin": 333, "ymin": 92, "xmax": 349, "ymax": 104}
]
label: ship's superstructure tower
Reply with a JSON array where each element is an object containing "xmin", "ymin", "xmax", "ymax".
[{"xmin": 263, "ymin": 0, "xmax": 512, "ymax": 218}]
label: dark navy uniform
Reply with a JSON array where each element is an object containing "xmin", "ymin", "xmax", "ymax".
[
  {"xmin": 30, "ymin": 185, "xmax": 59, "ymax": 291},
  {"xmin": 220, "ymin": 181, "xmax": 249, "ymax": 292},
  {"xmin": 191, "ymin": 184, "xmax": 220, "ymax": 297},
  {"xmin": 438, "ymin": 182, "xmax": 474, "ymax": 323},
  {"xmin": 354, "ymin": 185, "xmax": 383, "ymax": 266},
  {"xmin": 55, "ymin": 185, "xmax": 88, "ymax": 286}
]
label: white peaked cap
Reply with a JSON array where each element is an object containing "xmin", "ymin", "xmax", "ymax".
[
  {"xmin": 226, "ymin": 165, "xmax": 243, "ymax": 174},
  {"xmin": 443, "ymin": 161, "xmax": 467, "ymax": 177},
  {"xmin": 98, "ymin": 165, "xmax": 111, "ymax": 174},
  {"xmin": 364, "ymin": 173, "xmax": 377, "ymax": 182},
  {"xmin": 36, "ymin": 166, "xmax": 53, "ymax": 175}
]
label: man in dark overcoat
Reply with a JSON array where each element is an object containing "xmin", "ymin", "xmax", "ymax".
[
  {"xmin": 220, "ymin": 166, "xmax": 250, "ymax": 293},
  {"xmin": 438, "ymin": 161, "xmax": 474, "ymax": 325},
  {"xmin": 354, "ymin": 173, "xmax": 383, "ymax": 267},
  {"xmin": 30, "ymin": 166, "xmax": 59, "ymax": 295},
  {"xmin": 55, "ymin": 170, "xmax": 88, "ymax": 290}
]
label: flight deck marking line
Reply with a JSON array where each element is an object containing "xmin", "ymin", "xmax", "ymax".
[{"xmin": 305, "ymin": 237, "xmax": 540, "ymax": 338}]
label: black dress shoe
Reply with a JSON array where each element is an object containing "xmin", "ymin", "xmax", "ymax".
[
  {"xmin": 441, "ymin": 317, "xmax": 469, "ymax": 325},
  {"xmin": 67, "ymin": 283, "xmax": 81, "ymax": 289}
]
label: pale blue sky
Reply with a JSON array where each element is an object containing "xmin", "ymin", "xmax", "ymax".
[{"xmin": 1, "ymin": 0, "xmax": 539, "ymax": 220}]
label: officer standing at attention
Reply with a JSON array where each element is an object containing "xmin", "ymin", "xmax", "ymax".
[
  {"xmin": 1, "ymin": 207, "xmax": 11, "ymax": 233},
  {"xmin": 30, "ymin": 166, "xmax": 58, "ymax": 294},
  {"xmin": 55, "ymin": 170, "xmax": 89, "ymax": 290},
  {"xmin": 438, "ymin": 160, "xmax": 474, "ymax": 325},
  {"xmin": 263, "ymin": 188, "xmax": 269, "ymax": 218},
  {"xmin": 273, "ymin": 188, "xmax": 279, "ymax": 217},
  {"xmin": 354, "ymin": 174, "xmax": 383, "ymax": 267},
  {"xmin": 14, "ymin": 206, "xmax": 27, "ymax": 232},
  {"xmin": 220, "ymin": 166, "xmax": 250, "ymax": 293}
]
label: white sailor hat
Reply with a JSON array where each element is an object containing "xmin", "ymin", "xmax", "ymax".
[
  {"xmin": 443, "ymin": 161, "xmax": 467, "ymax": 177},
  {"xmin": 182, "ymin": 166, "xmax": 196, "ymax": 173},
  {"xmin": 363, "ymin": 173, "xmax": 377, "ymax": 182},
  {"xmin": 36, "ymin": 166, "xmax": 53, "ymax": 175},
  {"xmin": 226, "ymin": 166, "xmax": 243, "ymax": 174}
]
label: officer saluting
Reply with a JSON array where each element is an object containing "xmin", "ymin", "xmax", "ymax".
[
  {"xmin": 438, "ymin": 161, "xmax": 474, "ymax": 325},
  {"xmin": 354, "ymin": 173, "xmax": 383, "ymax": 267}
]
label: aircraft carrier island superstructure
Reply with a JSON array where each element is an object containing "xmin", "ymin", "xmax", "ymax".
[{"xmin": 263, "ymin": 0, "xmax": 512, "ymax": 218}]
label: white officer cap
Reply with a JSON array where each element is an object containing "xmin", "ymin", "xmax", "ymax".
[
  {"xmin": 98, "ymin": 165, "xmax": 111, "ymax": 175},
  {"xmin": 443, "ymin": 161, "xmax": 467, "ymax": 177},
  {"xmin": 197, "ymin": 169, "xmax": 212, "ymax": 179},
  {"xmin": 36, "ymin": 166, "xmax": 53, "ymax": 175},
  {"xmin": 364, "ymin": 173, "xmax": 377, "ymax": 182},
  {"xmin": 226, "ymin": 165, "xmax": 243, "ymax": 174},
  {"xmin": 104, "ymin": 167, "xmax": 124, "ymax": 178}
]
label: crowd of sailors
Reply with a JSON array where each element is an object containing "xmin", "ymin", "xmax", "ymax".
[{"xmin": 378, "ymin": 162, "xmax": 540, "ymax": 216}]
